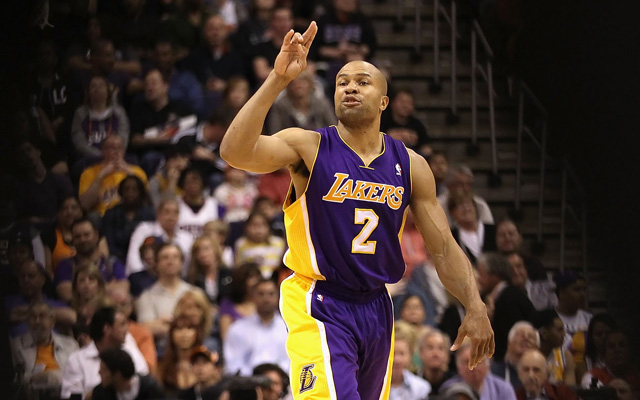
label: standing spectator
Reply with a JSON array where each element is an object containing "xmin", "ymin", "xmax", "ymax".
[
  {"xmin": 129, "ymin": 69, "xmax": 194, "ymax": 177},
  {"xmin": 135, "ymin": 244, "xmax": 203, "ymax": 346},
  {"xmin": 531, "ymin": 309, "xmax": 576, "ymax": 386},
  {"xmin": 71, "ymin": 75, "xmax": 130, "ymax": 160},
  {"xmin": 441, "ymin": 339, "xmax": 517, "ymax": 400},
  {"xmin": 148, "ymin": 145, "xmax": 190, "ymax": 207},
  {"xmin": 50, "ymin": 196, "xmax": 84, "ymax": 270},
  {"xmin": 10, "ymin": 301, "xmax": 79, "ymax": 385},
  {"xmin": 186, "ymin": 235, "xmax": 232, "ymax": 304},
  {"xmin": 218, "ymin": 263, "xmax": 260, "ymax": 340},
  {"xmin": 381, "ymin": 89, "xmax": 431, "ymax": 156},
  {"xmin": 126, "ymin": 197, "xmax": 194, "ymax": 276},
  {"xmin": 178, "ymin": 167, "xmax": 220, "ymax": 238},
  {"xmin": 213, "ymin": 166, "xmax": 258, "ymax": 225},
  {"xmin": 54, "ymin": 218, "xmax": 128, "ymax": 302},
  {"xmin": 92, "ymin": 348, "xmax": 164, "ymax": 400},
  {"xmin": 507, "ymin": 252, "xmax": 557, "ymax": 310},
  {"xmin": 60, "ymin": 307, "xmax": 149, "ymax": 400},
  {"xmin": 181, "ymin": 346, "xmax": 224, "ymax": 400},
  {"xmin": 491, "ymin": 321, "xmax": 539, "ymax": 389},
  {"xmin": 477, "ymin": 253, "xmax": 534, "ymax": 361},
  {"xmin": 496, "ymin": 219, "xmax": 547, "ymax": 281},
  {"xmin": 267, "ymin": 70, "xmax": 335, "ymax": 134},
  {"xmin": 390, "ymin": 331, "xmax": 431, "ymax": 400},
  {"xmin": 438, "ymin": 165, "xmax": 494, "ymax": 226},
  {"xmin": 234, "ymin": 211, "xmax": 286, "ymax": 279},
  {"xmin": 153, "ymin": 39, "xmax": 206, "ymax": 118},
  {"xmin": 102, "ymin": 175, "xmax": 155, "ymax": 262},
  {"xmin": 428, "ymin": 150, "xmax": 449, "ymax": 197},
  {"xmin": 417, "ymin": 330, "xmax": 455, "ymax": 394},
  {"xmin": 448, "ymin": 193, "xmax": 497, "ymax": 265},
  {"xmin": 224, "ymin": 278, "xmax": 288, "ymax": 376},
  {"xmin": 516, "ymin": 349, "xmax": 578, "ymax": 400},
  {"xmin": 78, "ymin": 135, "xmax": 148, "ymax": 216},
  {"xmin": 158, "ymin": 316, "xmax": 203, "ymax": 393},
  {"xmin": 173, "ymin": 290, "xmax": 219, "ymax": 353},
  {"xmin": 250, "ymin": 6, "xmax": 295, "ymax": 86},
  {"xmin": 553, "ymin": 271, "xmax": 592, "ymax": 351}
]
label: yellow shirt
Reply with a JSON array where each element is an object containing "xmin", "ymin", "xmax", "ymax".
[
  {"xmin": 79, "ymin": 163, "xmax": 148, "ymax": 215},
  {"xmin": 35, "ymin": 342, "xmax": 59, "ymax": 371}
]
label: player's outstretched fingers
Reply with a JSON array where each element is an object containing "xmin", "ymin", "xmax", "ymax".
[
  {"xmin": 283, "ymin": 29, "xmax": 295, "ymax": 47},
  {"xmin": 469, "ymin": 337, "xmax": 481, "ymax": 369},
  {"xmin": 450, "ymin": 326, "xmax": 466, "ymax": 352},
  {"xmin": 488, "ymin": 334, "xmax": 496, "ymax": 358},
  {"xmin": 302, "ymin": 21, "xmax": 318, "ymax": 48}
]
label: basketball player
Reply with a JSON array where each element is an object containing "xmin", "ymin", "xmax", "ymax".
[{"xmin": 220, "ymin": 22, "xmax": 494, "ymax": 400}]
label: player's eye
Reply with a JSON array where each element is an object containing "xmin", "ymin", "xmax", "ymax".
[
  {"xmin": 339, "ymin": 81, "xmax": 348, "ymax": 86},
  {"xmin": 359, "ymin": 81, "xmax": 369, "ymax": 85}
]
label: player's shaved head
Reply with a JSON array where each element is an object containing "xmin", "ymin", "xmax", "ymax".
[{"xmin": 337, "ymin": 61, "xmax": 388, "ymax": 95}]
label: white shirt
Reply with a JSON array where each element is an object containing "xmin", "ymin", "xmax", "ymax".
[
  {"xmin": 389, "ymin": 370, "xmax": 431, "ymax": 400},
  {"xmin": 458, "ymin": 222, "xmax": 485, "ymax": 260},
  {"xmin": 60, "ymin": 334, "xmax": 149, "ymax": 399},
  {"xmin": 136, "ymin": 280, "xmax": 201, "ymax": 323},
  {"xmin": 125, "ymin": 221, "xmax": 194, "ymax": 276},
  {"xmin": 223, "ymin": 313, "xmax": 289, "ymax": 376},
  {"xmin": 213, "ymin": 183, "xmax": 258, "ymax": 223},
  {"xmin": 557, "ymin": 309, "xmax": 592, "ymax": 349},
  {"xmin": 178, "ymin": 196, "xmax": 219, "ymax": 239}
]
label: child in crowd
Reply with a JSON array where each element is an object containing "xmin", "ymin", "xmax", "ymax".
[{"xmin": 234, "ymin": 211, "xmax": 285, "ymax": 279}]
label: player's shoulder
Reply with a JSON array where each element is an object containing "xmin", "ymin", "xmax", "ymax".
[{"xmin": 273, "ymin": 127, "xmax": 320, "ymax": 149}]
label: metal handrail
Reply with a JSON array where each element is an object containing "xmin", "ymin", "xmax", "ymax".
[{"xmin": 432, "ymin": 0, "xmax": 457, "ymax": 119}]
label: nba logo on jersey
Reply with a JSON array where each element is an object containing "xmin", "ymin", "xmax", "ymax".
[
  {"xmin": 316, "ymin": 294, "xmax": 324, "ymax": 302},
  {"xmin": 395, "ymin": 163, "xmax": 402, "ymax": 176},
  {"xmin": 299, "ymin": 364, "xmax": 317, "ymax": 394}
]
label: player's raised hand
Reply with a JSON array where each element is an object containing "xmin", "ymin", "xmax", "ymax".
[
  {"xmin": 273, "ymin": 21, "xmax": 317, "ymax": 81},
  {"xmin": 451, "ymin": 307, "xmax": 495, "ymax": 370}
]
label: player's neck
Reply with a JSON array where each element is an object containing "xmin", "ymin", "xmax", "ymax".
[{"xmin": 336, "ymin": 122, "xmax": 383, "ymax": 160}]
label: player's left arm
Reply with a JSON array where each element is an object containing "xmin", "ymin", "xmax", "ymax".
[{"xmin": 408, "ymin": 150, "xmax": 494, "ymax": 369}]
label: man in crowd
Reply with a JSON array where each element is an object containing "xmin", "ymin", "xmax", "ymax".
[
  {"xmin": 252, "ymin": 363, "xmax": 289, "ymax": 400},
  {"xmin": 496, "ymin": 219, "xmax": 547, "ymax": 281},
  {"xmin": 437, "ymin": 165, "xmax": 494, "ymax": 225},
  {"xmin": 532, "ymin": 309, "xmax": 576, "ymax": 386},
  {"xmin": 491, "ymin": 321, "xmax": 539, "ymax": 389},
  {"xmin": 554, "ymin": 271, "xmax": 592, "ymax": 350},
  {"xmin": 516, "ymin": 349, "xmax": 578, "ymax": 400},
  {"xmin": 92, "ymin": 348, "xmax": 163, "ymax": 400},
  {"xmin": 181, "ymin": 346, "xmax": 224, "ymax": 400},
  {"xmin": 417, "ymin": 329, "xmax": 455, "ymax": 394},
  {"xmin": 381, "ymin": 89, "xmax": 431, "ymax": 156},
  {"xmin": 224, "ymin": 279, "xmax": 288, "ymax": 376}
]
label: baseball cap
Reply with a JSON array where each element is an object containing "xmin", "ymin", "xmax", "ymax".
[{"xmin": 554, "ymin": 270, "xmax": 584, "ymax": 289}]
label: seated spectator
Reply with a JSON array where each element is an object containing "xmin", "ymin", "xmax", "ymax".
[
  {"xmin": 581, "ymin": 314, "xmax": 618, "ymax": 376},
  {"xmin": 267, "ymin": 69, "xmax": 335, "ymax": 134},
  {"xmin": 398, "ymin": 295, "xmax": 431, "ymax": 339},
  {"xmin": 234, "ymin": 211, "xmax": 286, "ymax": 279},
  {"xmin": 148, "ymin": 145, "xmax": 190, "ymax": 207},
  {"xmin": 54, "ymin": 218, "xmax": 128, "ymax": 302},
  {"xmin": 218, "ymin": 263, "xmax": 261, "ymax": 340},
  {"xmin": 60, "ymin": 306, "xmax": 149, "ymax": 400},
  {"xmin": 71, "ymin": 75, "xmax": 130, "ymax": 161},
  {"xmin": 381, "ymin": 89, "xmax": 431, "ymax": 156},
  {"xmin": 251, "ymin": 196, "xmax": 285, "ymax": 238},
  {"xmin": 496, "ymin": 219, "xmax": 547, "ymax": 281},
  {"xmin": 187, "ymin": 235, "xmax": 232, "ymax": 304},
  {"xmin": 102, "ymin": 175, "xmax": 155, "ymax": 262},
  {"xmin": 153, "ymin": 39, "xmax": 206, "ymax": 118},
  {"xmin": 92, "ymin": 348, "xmax": 164, "ymax": 400},
  {"xmin": 224, "ymin": 279, "xmax": 288, "ymax": 376},
  {"xmin": 109, "ymin": 288, "xmax": 157, "ymax": 376},
  {"xmin": 428, "ymin": 150, "xmax": 449, "ymax": 197},
  {"xmin": 10, "ymin": 301, "xmax": 79, "ymax": 386},
  {"xmin": 437, "ymin": 165, "xmax": 494, "ymax": 226},
  {"xmin": 6, "ymin": 260, "xmax": 76, "ymax": 337},
  {"xmin": 507, "ymin": 252, "xmax": 557, "ymax": 310},
  {"xmin": 252, "ymin": 363, "xmax": 290, "ymax": 400},
  {"xmin": 581, "ymin": 330, "xmax": 640, "ymax": 394},
  {"xmin": 71, "ymin": 264, "xmax": 108, "ymax": 321},
  {"xmin": 448, "ymin": 193, "xmax": 497, "ymax": 265},
  {"xmin": 128, "ymin": 237, "xmax": 159, "ymax": 297},
  {"xmin": 182, "ymin": 14, "xmax": 246, "ymax": 99},
  {"xmin": 390, "ymin": 330, "xmax": 431, "ymax": 400},
  {"xmin": 516, "ymin": 349, "xmax": 578, "ymax": 400},
  {"xmin": 174, "ymin": 289, "xmax": 220, "ymax": 353},
  {"xmin": 441, "ymin": 338, "xmax": 517, "ymax": 400},
  {"xmin": 78, "ymin": 135, "xmax": 148, "ymax": 216},
  {"xmin": 491, "ymin": 321, "xmax": 539, "ymax": 389},
  {"xmin": 129, "ymin": 68, "xmax": 194, "ymax": 176},
  {"xmin": 126, "ymin": 197, "xmax": 194, "ymax": 276},
  {"xmin": 441, "ymin": 382, "xmax": 479, "ymax": 400},
  {"xmin": 176, "ymin": 109, "xmax": 229, "ymax": 189},
  {"xmin": 203, "ymin": 219, "xmax": 235, "ymax": 267},
  {"xmin": 532, "ymin": 309, "xmax": 576, "ymax": 386},
  {"xmin": 135, "ymin": 244, "xmax": 204, "ymax": 346},
  {"xmin": 417, "ymin": 329, "xmax": 455, "ymax": 394},
  {"xmin": 553, "ymin": 271, "xmax": 592, "ymax": 352},
  {"xmin": 257, "ymin": 168, "xmax": 290, "ymax": 208},
  {"xmin": 230, "ymin": 0, "xmax": 275, "ymax": 55},
  {"xmin": 218, "ymin": 76, "xmax": 251, "ymax": 120},
  {"xmin": 477, "ymin": 253, "xmax": 534, "ymax": 361},
  {"xmin": 178, "ymin": 167, "xmax": 221, "ymax": 238},
  {"xmin": 158, "ymin": 315, "xmax": 203, "ymax": 393},
  {"xmin": 213, "ymin": 166, "xmax": 258, "ymax": 225},
  {"xmin": 50, "ymin": 196, "xmax": 84, "ymax": 270},
  {"xmin": 250, "ymin": 6, "xmax": 295, "ymax": 86},
  {"xmin": 181, "ymin": 346, "xmax": 224, "ymax": 400},
  {"xmin": 160, "ymin": 0, "xmax": 210, "ymax": 56}
]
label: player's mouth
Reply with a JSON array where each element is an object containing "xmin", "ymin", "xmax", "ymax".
[{"xmin": 342, "ymin": 96, "xmax": 361, "ymax": 106}]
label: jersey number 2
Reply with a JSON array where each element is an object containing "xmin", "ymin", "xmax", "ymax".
[{"xmin": 352, "ymin": 209, "xmax": 379, "ymax": 254}]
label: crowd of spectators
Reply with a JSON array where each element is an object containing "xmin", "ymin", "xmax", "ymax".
[{"xmin": 2, "ymin": 0, "xmax": 635, "ymax": 399}]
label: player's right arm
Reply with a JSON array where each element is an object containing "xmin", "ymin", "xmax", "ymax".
[{"xmin": 220, "ymin": 22, "xmax": 318, "ymax": 173}]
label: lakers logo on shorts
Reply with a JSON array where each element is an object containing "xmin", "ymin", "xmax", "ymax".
[{"xmin": 299, "ymin": 364, "xmax": 317, "ymax": 394}]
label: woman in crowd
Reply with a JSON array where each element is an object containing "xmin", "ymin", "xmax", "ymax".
[
  {"xmin": 51, "ymin": 196, "xmax": 84, "ymax": 271},
  {"xmin": 218, "ymin": 262, "xmax": 261, "ymax": 340},
  {"xmin": 398, "ymin": 295, "xmax": 432, "ymax": 339},
  {"xmin": 203, "ymin": 220, "xmax": 234, "ymax": 267},
  {"xmin": 448, "ymin": 192, "xmax": 497, "ymax": 265},
  {"xmin": 102, "ymin": 175, "xmax": 155, "ymax": 262},
  {"xmin": 186, "ymin": 235, "xmax": 231, "ymax": 305},
  {"xmin": 577, "ymin": 313, "xmax": 619, "ymax": 380},
  {"xmin": 71, "ymin": 263, "xmax": 107, "ymax": 321},
  {"xmin": 158, "ymin": 315, "xmax": 203, "ymax": 393},
  {"xmin": 173, "ymin": 289, "xmax": 220, "ymax": 353},
  {"xmin": 234, "ymin": 211, "xmax": 285, "ymax": 279}
]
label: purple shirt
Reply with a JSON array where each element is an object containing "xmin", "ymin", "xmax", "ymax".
[
  {"xmin": 441, "ymin": 373, "xmax": 517, "ymax": 400},
  {"xmin": 5, "ymin": 295, "xmax": 68, "ymax": 337},
  {"xmin": 54, "ymin": 256, "xmax": 126, "ymax": 285}
]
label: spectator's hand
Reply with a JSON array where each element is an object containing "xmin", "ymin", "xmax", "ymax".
[
  {"xmin": 206, "ymin": 77, "xmax": 226, "ymax": 92},
  {"xmin": 193, "ymin": 146, "xmax": 216, "ymax": 161},
  {"xmin": 98, "ymin": 162, "xmax": 118, "ymax": 179},
  {"xmin": 451, "ymin": 305, "xmax": 494, "ymax": 369},
  {"xmin": 273, "ymin": 22, "xmax": 317, "ymax": 81}
]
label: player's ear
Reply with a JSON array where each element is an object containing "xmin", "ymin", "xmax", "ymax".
[{"xmin": 380, "ymin": 95, "xmax": 389, "ymax": 112}]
